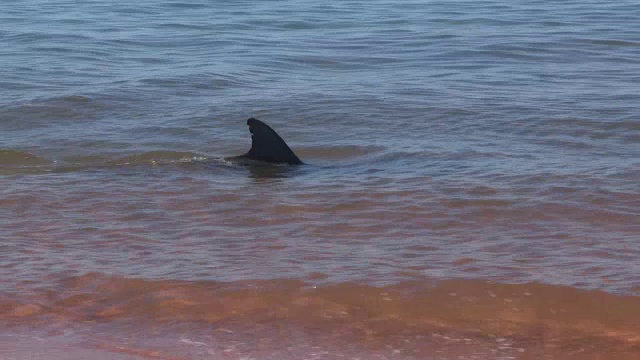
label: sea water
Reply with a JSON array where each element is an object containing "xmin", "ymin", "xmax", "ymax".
[{"xmin": 1, "ymin": 0, "xmax": 639, "ymax": 358}]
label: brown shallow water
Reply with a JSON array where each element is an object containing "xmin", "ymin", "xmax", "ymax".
[
  {"xmin": 2, "ymin": 274, "xmax": 640, "ymax": 359},
  {"xmin": 1, "ymin": 149, "xmax": 639, "ymax": 359},
  {"xmin": 1, "ymin": 154, "xmax": 638, "ymax": 293},
  {"xmin": 1, "ymin": 145, "xmax": 639, "ymax": 359}
]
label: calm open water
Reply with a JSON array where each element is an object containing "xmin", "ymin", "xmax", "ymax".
[{"xmin": 1, "ymin": 0, "xmax": 640, "ymax": 359}]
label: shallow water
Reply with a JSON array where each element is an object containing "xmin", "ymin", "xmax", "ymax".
[{"xmin": 1, "ymin": 0, "xmax": 639, "ymax": 358}]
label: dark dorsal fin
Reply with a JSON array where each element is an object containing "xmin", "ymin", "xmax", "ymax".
[{"xmin": 241, "ymin": 118, "xmax": 303, "ymax": 165}]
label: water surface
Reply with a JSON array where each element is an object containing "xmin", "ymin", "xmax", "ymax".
[{"xmin": 1, "ymin": 0, "xmax": 639, "ymax": 358}]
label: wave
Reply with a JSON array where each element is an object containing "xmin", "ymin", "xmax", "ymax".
[
  {"xmin": 0, "ymin": 149, "xmax": 209, "ymax": 175},
  {"xmin": 105, "ymin": 151, "xmax": 207, "ymax": 166},
  {"xmin": 3, "ymin": 272, "xmax": 640, "ymax": 347},
  {"xmin": 0, "ymin": 149, "xmax": 52, "ymax": 175},
  {"xmin": 297, "ymin": 144, "xmax": 385, "ymax": 161},
  {"xmin": 0, "ymin": 149, "xmax": 51, "ymax": 167},
  {"xmin": 0, "ymin": 94, "xmax": 119, "ymax": 132},
  {"xmin": 0, "ymin": 145, "xmax": 387, "ymax": 175}
]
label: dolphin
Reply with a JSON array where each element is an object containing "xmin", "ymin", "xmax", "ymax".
[{"xmin": 229, "ymin": 117, "xmax": 304, "ymax": 165}]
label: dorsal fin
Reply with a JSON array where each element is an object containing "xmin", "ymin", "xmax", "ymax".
[{"xmin": 241, "ymin": 118, "xmax": 303, "ymax": 165}]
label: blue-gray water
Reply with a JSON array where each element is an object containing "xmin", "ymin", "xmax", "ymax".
[{"xmin": 1, "ymin": 1, "xmax": 640, "ymax": 359}]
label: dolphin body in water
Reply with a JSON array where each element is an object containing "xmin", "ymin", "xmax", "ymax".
[{"xmin": 228, "ymin": 117, "xmax": 304, "ymax": 165}]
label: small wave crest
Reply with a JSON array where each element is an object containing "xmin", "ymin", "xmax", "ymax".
[
  {"xmin": 298, "ymin": 144, "xmax": 385, "ymax": 161},
  {"xmin": 0, "ymin": 94, "xmax": 120, "ymax": 132},
  {"xmin": 51, "ymin": 151, "xmax": 212, "ymax": 174},
  {"xmin": 0, "ymin": 149, "xmax": 50, "ymax": 167},
  {"xmin": 107, "ymin": 151, "xmax": 207, "ymax": 166},
  {"xmin": 0, "ymin": 149, "xmax": 211, "ymax": 175}
]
